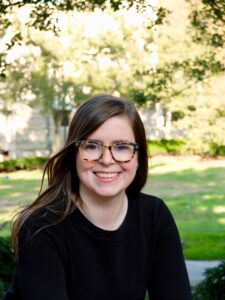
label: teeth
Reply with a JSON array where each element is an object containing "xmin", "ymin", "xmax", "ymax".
[{"xmin": 95, "ymin": 172, "xmax": 118, "ymax": 178}]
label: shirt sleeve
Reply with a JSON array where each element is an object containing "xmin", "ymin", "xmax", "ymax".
[
  {"xmin": 17, "ymin": 226, "xmax": 70, "ymax": 300},
  {"xmin": 147, "ymin": 200, "xmax": 192, "ymax": 300}
]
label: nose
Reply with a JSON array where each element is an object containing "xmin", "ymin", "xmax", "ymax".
[{"xmin": 99, "ymin": 146, "xmax": 115, "ymax": 165}]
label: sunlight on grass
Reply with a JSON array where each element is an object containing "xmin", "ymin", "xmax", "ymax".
[
  {"xmin": 0, "ymin": 169, "xmax": 43, "ymax": 180},
  {"xmin": 149, "ymin": 155, "xmax": 225, "ymax": 174},
  {"xmin": 202, "ymin": 194, "xmax": 224, "ymax": 200},
  {"xmin": 213, "ymin": 206, "xmax": 225, "ymax": 213},
  {"xmin": 0, "ymin": 206, "xmax": 20, "ymax": 222},
  {"xmin": 197, "ymin": 206, "xmax": 207, "ymax": 212},
  {"xmin": 144, "ymin": 156, "xmax": 225, "ymax": 259}
]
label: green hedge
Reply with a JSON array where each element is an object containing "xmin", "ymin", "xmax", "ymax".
[
  {"xmin": 192, "ymin": 260, "xmax": 225, "ymax": 300},
  {"xmin": 0, "ymin": 236, "xmax": 15, "ymax": 297},
  {"xmin": 0, "ymin": 156, "xmax": 48, "ymax": 172},
  {"xmin": 148, "ymin": 139, "xmax": 187, "ymax": 156},
  {"xmin": 209, "ymin": 142, "xmax": 225, "ymax": 157},
  {"xmin": 148, "ymin": 139, "xmax": 225, "ymax": 157}
]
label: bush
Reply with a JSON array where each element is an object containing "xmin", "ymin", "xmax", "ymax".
[
  {"xmin": 0, "ymin": 156, "xmax": 48, "ymax": 172},
  {"xmin": 148, "ymin": 139, "xmax": 187, "ymax": 156},
  {"xmin": 209, "ymin": 142, "xmax": 225, "ymax": 157},
  {"xmin": 0, "ymin": 236, "xmax": 15, "ymax": 297},
  {"xmin": 148, "ymin": 139, "xmax": 225, "ymax": 157},
  {"xmin": 192, "ymin": 260, "xmax": 225, "ymax": 300}
]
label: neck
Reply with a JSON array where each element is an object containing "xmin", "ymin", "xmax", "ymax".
[{"xmin": 77, "ymin": 191, "xmax": 128, "ymax": 231}]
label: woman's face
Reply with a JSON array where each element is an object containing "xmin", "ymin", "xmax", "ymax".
[{"xmin": 76, "ymin": 115, "xmax": 138, "ymax": 200}]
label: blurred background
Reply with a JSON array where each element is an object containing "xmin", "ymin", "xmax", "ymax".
[{"xmin": 0, "ymin": 0, "xmax": 225, "ymax": 298}]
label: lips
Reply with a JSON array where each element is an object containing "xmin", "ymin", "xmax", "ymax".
[{"xmin": 94, "ymin": 172, "xmax": 120, "ymax": 178}]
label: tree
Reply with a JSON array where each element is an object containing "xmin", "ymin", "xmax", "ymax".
[
  {"xmin": 30, "ymin": 50, "xmax": 81, "ymax": 151},
  {"xmin": 130, "ymin": 0, "xmax": 225, "ymax": 108},
  {"xmin": 3, "ymin": 6, "xmax": 160, "ymax": 150},
  {"xmin": 0, "ymin": 0, "xmax": 167, "ymax": 77},
  {"xmin": 188, "ymin": 0, "xmax": 225, "ymax": 47},
  {"xmin": 128, "ymin": 0, "xmax": 225, "ymax": 154}
]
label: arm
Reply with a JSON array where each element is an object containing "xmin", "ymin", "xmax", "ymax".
[
  {"xmin": 148, "ymin": 201, "xmax": 192, "ymax": 300},
  {"xmin": 17, "ymin": 226, "xmax": 70, "ymax": 300}
]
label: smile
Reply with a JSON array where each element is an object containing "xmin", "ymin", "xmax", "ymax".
[{"xmin": 94, "ymin": 172, "xmax": 120, "ymax": 178}]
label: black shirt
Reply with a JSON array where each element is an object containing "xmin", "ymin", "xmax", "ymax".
[{"xmin": 3, "ymin": 193, "xmax": 192, "ymax": 300}]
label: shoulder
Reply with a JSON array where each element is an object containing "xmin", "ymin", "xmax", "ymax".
[
  {"xmin": 18, "ymin": 206, "xmax": 68, "ymax": 248},
  {"xmin": 18, "ymin": 207, "xmax": 70, "ymax": 262},
  {"xmin": 20, "ymin": 207, "xmax": 55, "ymax": 234},
  {"xmin": 130, "ymin": 192, "xmax": 176, "ymax": 229},
  {"xmin": 136, "ymin": 192, "xmax": 169, "ymax": 214}
]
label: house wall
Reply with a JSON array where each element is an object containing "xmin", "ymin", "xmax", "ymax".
[
  {"xmin": 0, "ymin": 103, "xmax": 184, "ymax": 161},
  {"xmin": 0, "ymin": 103, "xmax": 53, "ymax": 160}
]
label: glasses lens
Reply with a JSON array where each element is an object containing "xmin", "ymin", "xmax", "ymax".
[
  {"xmin": 79, "ymin": 141, "xmax": 102, "ymax": 161},
  {"xmin": 78, "ymin": 140, "xmax": 138, "ymax": 162},
  {"xmin": 112, "ymin": 143, "xmax": 135, "ymax": 162}
]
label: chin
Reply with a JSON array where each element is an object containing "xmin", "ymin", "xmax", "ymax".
[{"xmin": 93, "ymin": 188, "xmax": 124, "ymax": 199}]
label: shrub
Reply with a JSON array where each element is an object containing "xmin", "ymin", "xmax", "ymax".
[
  {"xmin": 0, "ymin": 156, "xmax": 48, "ymax": 172},
  {"xmin": 148, "ymin": 139, "xmax": 187, "ymax": 156},
  {"xmin": 209, "ymin": 142, "xmax": 225, "ymax": 157},
  {"xmin": 147, "ymin": 139, "xmax": 225, "ymax": 157},
  {"xmin": 0, "ymin": 236, "xmax": 15, "ymax": 297},
  {"xmin": 171, "ymin": 110, "xmax": 185, "ymax": 121},
  {"xmin": 192, "ymin": 260, "xmax": 225, "ymax": 300}
]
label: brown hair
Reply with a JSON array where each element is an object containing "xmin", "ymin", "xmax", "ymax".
[{"xmin": 11, "ymin": 94, "xmax": 148, "ymax": 255}]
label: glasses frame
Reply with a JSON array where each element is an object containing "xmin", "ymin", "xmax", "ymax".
[{"xmin": 75, "ymin": 140, "xmax": 139, "ymax": 163}]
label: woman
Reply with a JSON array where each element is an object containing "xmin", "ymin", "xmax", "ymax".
[{"xmin": 3, "ymin": 94, "xmax": 192, "ymax": 299}]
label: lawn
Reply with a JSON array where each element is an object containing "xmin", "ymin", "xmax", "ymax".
[
  {"xmin": 144, "ymin": 155, "xmax": 225, "ymax": 260},
  {"xmin": 0, "ymin": 156, "xmax": 225, "ymax": 259},
  {"xmin": 0, "ymin": 170, "xmax": 43, "ymax": 236}
]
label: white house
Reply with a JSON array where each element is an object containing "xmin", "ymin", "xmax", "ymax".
[{"xmin": 0, "ymin": 102, "xmax": 183, "ymax": 161}]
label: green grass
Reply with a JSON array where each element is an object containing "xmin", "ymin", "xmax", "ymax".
[
  {"xmin": 0, "ymin": 156, "xmax": 225, "ymax": 259},
  {"xmin": 0, "ymin": 170, "xmax": 43, "ymax": 234},
  {"xmin": 144, "ymin": 156, "xmax": 225, "ymax": 260}
]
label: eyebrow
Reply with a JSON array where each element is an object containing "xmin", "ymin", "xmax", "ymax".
[{"xmin": 87, "ymin": 139, "xmax": 134, "ymax": 144}]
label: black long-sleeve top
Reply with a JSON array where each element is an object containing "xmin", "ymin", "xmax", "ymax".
[{"xmin": 3, "ymin": 193, "xmax": 192, "ymax": 299}]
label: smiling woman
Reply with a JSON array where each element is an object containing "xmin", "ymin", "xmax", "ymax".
[{"xmin": 2, "ymin": 94, "xmax": 192, "ymax": 300}]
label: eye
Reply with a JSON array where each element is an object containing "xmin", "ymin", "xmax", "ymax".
[
  {"xmin": 114, "ymin": 143, "xmax": 131, "ymax": 151},
  {"xmin": 83, "ymin": 141, "xmax": 102, "ymax": 151}
]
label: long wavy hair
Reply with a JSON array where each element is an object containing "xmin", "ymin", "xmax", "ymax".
[{"xmin": 11, "ymin": 94, "xmax": 149, "ymax": 255}]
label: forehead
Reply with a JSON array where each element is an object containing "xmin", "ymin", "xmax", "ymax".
[{"xmin": 87, "ymin": 116, "xmax": 135, "ymax": 141}]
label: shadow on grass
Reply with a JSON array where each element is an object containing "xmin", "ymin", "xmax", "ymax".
[{"xmin": 144, "ymin": 167, "xmax": 225, "ymax": 259}]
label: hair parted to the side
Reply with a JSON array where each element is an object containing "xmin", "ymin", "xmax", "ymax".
[{"xmin": 11, "ymin": 94, "xmax": 149, "ymax": 256}]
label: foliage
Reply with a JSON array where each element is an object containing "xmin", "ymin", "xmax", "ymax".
[
  {"xmin": 0, "ymin": 157, "xmax": 48, "ymax": 172},
  {"xmin": 209, "ymin": 142, "xmax": 225, "ymax": 157},
  {"xmin": 148, "ymin": 138, "xmax": 225, "ymax": 157},
  {"xmin": 130, "ymin": 0, "xmax": 225, "ymax": 108},
  {"xmin": 0, "ymin": 5, "xmax": 163, "ymax": 149},
  {"xmin": 140, "ymin": 0, "xmax": 225, "ymax": 154},
  {"xmin": 1, "ymin": 0, "xmax": 225, "ymax": 154},
  {"xmin": 131, "ymin": 55, "xmax": 224, "ymax": 107},
  {"xmin": 148, "ymin": 139, "xmax": 187, "ymax": 156},
  {"xmin": 192, "ymin": 260, "xmax": 225, "ymax": 300},
  {"xmin": 0, "ymin": 236, "xmax": 15, "ymax": 297},
  {"xmin": 188, "ymin": 0, "xmax": 225, "ymax": 47},
  {"xmin": 0, "ymin": 0, "xmax": 167, "ymax": 77}
]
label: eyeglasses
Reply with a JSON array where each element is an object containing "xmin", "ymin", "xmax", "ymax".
[{"xmin": 75, "ymin": 140, "xmax": 139, "ymax": 163}]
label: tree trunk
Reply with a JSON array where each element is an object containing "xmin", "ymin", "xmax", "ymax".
[{"xmin": 52, "ymin": 112, "xmax": 62, "ymax": 153}]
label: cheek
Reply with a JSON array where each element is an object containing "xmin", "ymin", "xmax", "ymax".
[
  {"xmin": 120, "ymin": 153, "xmax": 138, "ymax": 171},
  {"xmin": 76, "ymin": 155, "xmax": 94, "ymax": 175},
  {"xmin": 120, "ymin": 158, "xmax": 138, "ymax": 174}
]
